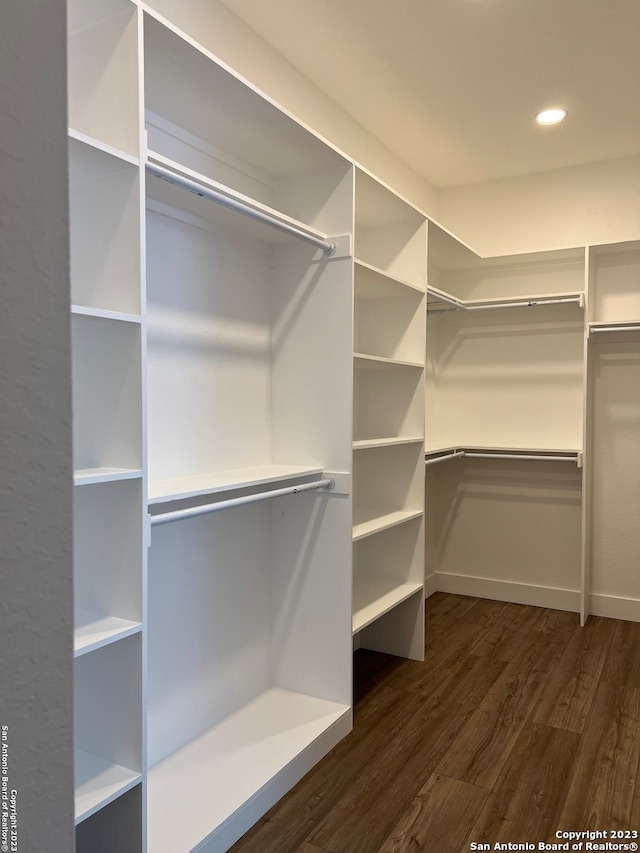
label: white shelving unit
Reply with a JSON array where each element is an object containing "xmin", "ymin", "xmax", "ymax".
[
  {"xmin": 68, "ymin": 0, "xmax": 145, "ymax": 849},
  {"xmin": 142, "ymin": 9, "xmax": 353, "ymax": 851},
  {"xmin": 425, "ymin": 222, "xmax": 586, "ymax": 617},
  {"xmin": 351, "ymin": 168, "xmax": 426, "ymax": 661}
]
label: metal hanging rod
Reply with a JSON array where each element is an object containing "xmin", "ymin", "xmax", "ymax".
[
  {"xmin": 464, "ymin": 452, "xmax": 578, "ymax": 462},
  {"xmin": 590, "ymin": 324, "xmax": 640, "ymax": 334},
  {"xmin": 146, "ymin": 160, "xmax": 337, "ymax": 256},
  {"xmin": 425, "ymin": 450, "xmax": 579, "ymax": 465},
  {"xmin": 465, "ymin": 296, "xmax": 582, "ymax": 312},
  {"xmin": 426, "ymin": 292, "xmax": 584, "ymax": 314},
  {"xmin": 424, "ymin": 450, "xmax": 465, "ymax": 466},
  {"xmin": 150, "ymin": 476, "xmax": 335, "ymax": 527}
]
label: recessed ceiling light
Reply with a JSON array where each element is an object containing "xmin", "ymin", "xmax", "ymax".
[{"xmin": 536, "ymin": 108, "xmax": 568, "ymax": 126}]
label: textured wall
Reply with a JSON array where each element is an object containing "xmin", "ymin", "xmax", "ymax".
[{"xmin": 0, "ymin": 2, "xmax": 74, "ymax": 850}]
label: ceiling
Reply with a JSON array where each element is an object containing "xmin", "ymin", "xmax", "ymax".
[{"xmin": 219, "ymin": 0, "xmax": 640, "ymax": 189}]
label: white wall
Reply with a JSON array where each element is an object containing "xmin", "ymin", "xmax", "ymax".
[
  {"xmin": 144, "ymin": 0, "xmax": 441, "ymax": 217},
  {"xmin": 439, "ymin": 155, "xmax": 640, "ymax": 257},
  {"xmin": 0, "ymin": 2, "xmax": 74, "ymax": 850}
]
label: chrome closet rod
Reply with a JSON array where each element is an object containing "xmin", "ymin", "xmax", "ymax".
[
  {"xmin": 150, "ymin": 477, "xmax": 335, "ymax": 527},
  {"xmin": 424, "ymin": 451, "xmax": 465, "ymax": 466},
  {"xmin": 464, "ymin": 452, "xmax": 577, "ymax": 462},
  {"xmin": 465, "ymin": 296, "xmax": 581, "ymax": 311},
  {"xmin": 590, "ymin": 324, "xmax": 640, "ymax": 334},
  {"xmin": 146, "ymin": 161, "xmax": 337, "ymax": 256}
]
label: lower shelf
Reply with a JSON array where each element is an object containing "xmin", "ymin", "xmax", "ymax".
[
  {"xmin": 148, "ymin": 688, "xmax": 351, "ymax": 853},
  {"xmin": 75, "ymin": 749, "xmax": 142, "ymax": 825},
  {"xmin": 74, "ymin": 610, "xmax": 142, "ymax": 657},
  {"xmin": 352, "ymin": 579, "xmax": 423, "ymax": 634}
]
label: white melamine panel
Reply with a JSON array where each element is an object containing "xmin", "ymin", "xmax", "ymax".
[
  {"xmin": 353, "ymin": 515, "xmax": 424, "ymax": 632},
  {"xmin": 69, "ymin": 138, "xmax": 141, "ymax": 314},
  {"xmin": 76, "ymin": 784, "xmax": 142, "ymax": 853},
  {"xmin": 71, "ymin": 315, "xmax": 142, "ymax": 472},
  {"xmin": 143, "ymin": 14, "xmax": 347, "ymax": 210},
  {"xmin": 428, "ymin": 458, "xmax": 582, "ymax": 602},
  {"xmin": 74, "ymin": 636, "xmax": 142, "ymax": 821},
  {"xmin": 590, "ymin": 242, "xmax": 640, "ymax": 324},
  {"xmin": 355, "ymin": 263, "xmax": 425, "ymax": 363},
  {"xmin": 271, "ymin": 244, "xmax": 353, "ymax": 474},
  {"xmin": 73, "ymin": 479, "xmax": 142, "ymax": 653},
  {"xmin": 353, "ymin": 443, "xmax": 424, "ymax": 529},
  {"xmin": 148, "ymin": 689, "xmax": 350, "ymax": 853},
  {"xmin": 68, "ymin": 0, "xmax": 139, "ymax": 156},
  {"xmin": 356, "ymin": 590, "xmax": 424, "ymax": 661},
  {"xmin": 146, "ymin": 207, "xmax": 272, "ymax": 481},
  {"xmin": 354, "ymin": 361, "xmax": 424, "ymax": 443},
  {"xmin": 589, "ymin": 343, "xmax": 640, "ymax": 613},
  {"xmin": 426, "ymin": 306, "xmax": 584, "ymax": 450}
]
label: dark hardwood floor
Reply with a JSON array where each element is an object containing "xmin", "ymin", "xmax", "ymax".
[{"xmin": 230, "ymin": 594, "xmax": 640, "ymax": 852}]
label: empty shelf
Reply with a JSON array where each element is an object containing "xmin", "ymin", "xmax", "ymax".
[
  {"xmin": 353, "ymin": 508, "xmax": 423, "ymax": 541},
  {"xmin": 352, "ymin": 579, "xmax": 423, "ymax": 634},
  {"xmin": 74, "ymin": 610, "xmax": 142, "ymax": 657},
  {"xmin": 75, "ymin": 750, "xmax": 141, "ymax": 825}
]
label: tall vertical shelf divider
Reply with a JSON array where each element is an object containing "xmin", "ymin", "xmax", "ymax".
[
  {"xmin": 141, "ymin": 9, "xmax": 354, "ymax": 852},
  {"xmin": 585, "ymin": 241, "xmax": 640, "ymax": 622},
  {"xmin": 352, "ymin": 168, "xmax": 427, "ymax": 661},
  {"xmin": 68, "ymin": 0, "xmax": 146, "ymax": 851}
]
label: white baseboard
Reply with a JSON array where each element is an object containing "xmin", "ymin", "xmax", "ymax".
[
  {"xmin": 588, "ymin": 593, "xmax": 640, "ymax": 622},
  {"xmin": 435, "ymin": 572, "xmax": 580, "ymax": 613},
  {"xmin": 424, "ymin": 573, "xmax": 438, "ymax": 598}
]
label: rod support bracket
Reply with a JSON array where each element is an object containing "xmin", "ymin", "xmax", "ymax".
[{"xmin": 324, "ymin": 240, "xmax": 337, "ymax": 257}]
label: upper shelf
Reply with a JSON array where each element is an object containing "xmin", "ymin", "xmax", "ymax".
[
  {"xmin": 427, "ymin": 285, "xmax": 585, "ymax": 314},
  {"xmin": 148, "ymin": 464, "xmax": 326, "ymax": 505}
]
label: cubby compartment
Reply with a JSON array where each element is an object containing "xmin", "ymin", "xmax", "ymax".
[
  {"xmin": 354, "ymin": 261, "xmax": 425, "ymax": 362},
  {"xmin": 76, "ymin": 783, "xmax": 142, "ymax": 853},
  {"xmin": 426, "ymin": 456, "xmax": 583, "ymax": 611},
  {"xmin": 72, "ymin": 314, "xmax": 142, "ymax": 478},
  {"xmin": 69, "ymin": 137, "xmax": 141, "ymax": 315},
  {"xmin": 146, "ymin": 198, "xmax": 352, "ymax": 492},
  {"xmin": 353, "ymin": 515, "xmax": 424, "ymax": 634},
  {"xmin": 353, "ymin": 443, "xmax": 424, "ymax": 539},
  {"xmin": 143, "ymin": 13, "xmax": 352, "ymax": 239},
  {"xmin": 73, "ymin": 479, "xmax": 143, "ymax": 656},
  {"xmin": 67, "ymin": 0, "xmax": 140, "ymax": 156},
  {"xmin": 353, "ymin": 360, "xmax": 424, "ymax": 445},
  {"xmin": 146, "ymin": 495, "xmax": 352, "ymax": 853},
  {"xmin": 426, "ymin": 304, "xmax": 585, "ymax": 452},
  {"xmin": 589, "ymin": 241, "xmax": 640, "ymax": 326},
  {"xmin": 74, "ymin": 635, "xmax": 143, "ymax": 824},
  {"xmin": 354, "ymin": 168, "xmax": 427, "ymax": 287}
]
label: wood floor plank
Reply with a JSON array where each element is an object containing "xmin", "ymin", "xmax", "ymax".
[
  {"xmin": 533, "ymin": 615, "xmax": 615, "ymax": 732},
  {"xmin": 600, "ymin": 620, "xmax": 640, "ymax": 689},
  {"xmin": 377, "ymin": 773, "xmax": 489, "ymax": 853},
  {"xmin": 434, "ymin": 659, "xmax": 550, "ymax": 789},
  {"xmin": 558, "ymin": 681, "xmax": 640, "ymax": 830},
  {"xmin": 470, "ymin": 722, "xmax": 580, "ymax": 845},
  {"xmin": 468, "ymin": 600, "xmax": 542, "ymax": 662},
  {"xmin": 307, "ymin": 655, "xmax": 506, "ymax": 852}
]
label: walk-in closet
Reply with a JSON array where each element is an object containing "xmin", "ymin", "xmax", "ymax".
[{"xmin": 57, "ymin": 0, "xmax": 640, "ymax": 850}]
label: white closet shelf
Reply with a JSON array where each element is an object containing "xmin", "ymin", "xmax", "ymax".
[
  {"xmin": 74, "ymin": 468, "xmax": 143, "ymax": 486},
  {"xmin": 68, "ymin": 128, "xmax": 140, "ymax": 167},
  {"xmin": 354, "ymin": 353, "xmax": 424, "ymax": 370},
  {"xmin": 147, "ymin": 688, "xmax": 351, "ymax": 853},
  {"xmin": 74, "ymin": 610, "xmax": 142, "ymax": 657},
  {"xmin": 71, "ymin": 305, "xmax": 142, "ymax": 324},
  {"xmin": 425, "ymin": 445, "xmax": 583, "ymax": 466},
  {"xmin": 354, "ymin": 258, "xmax": 425, "ymax": 295},
  {"xmin": 352, "ymin": 579, "xmax": 423, "ymax": 635},
  {"xmin": 353, "ymin": 436, "xmax": 424, "ymax": 450},
  {"xmin": 353, "ymin": 508, "xmax": 423, "ymax": 542},
  {"xmin": 425, "ymin": 443, "xmax": 582, "ymax": 456},
  {"xmin": 75, "ymin": 749, "xmax": 142, "ymax": 825},
  {"xmin": 148, "ymin": 464, "xmax": 325, "ymax": 505}
]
